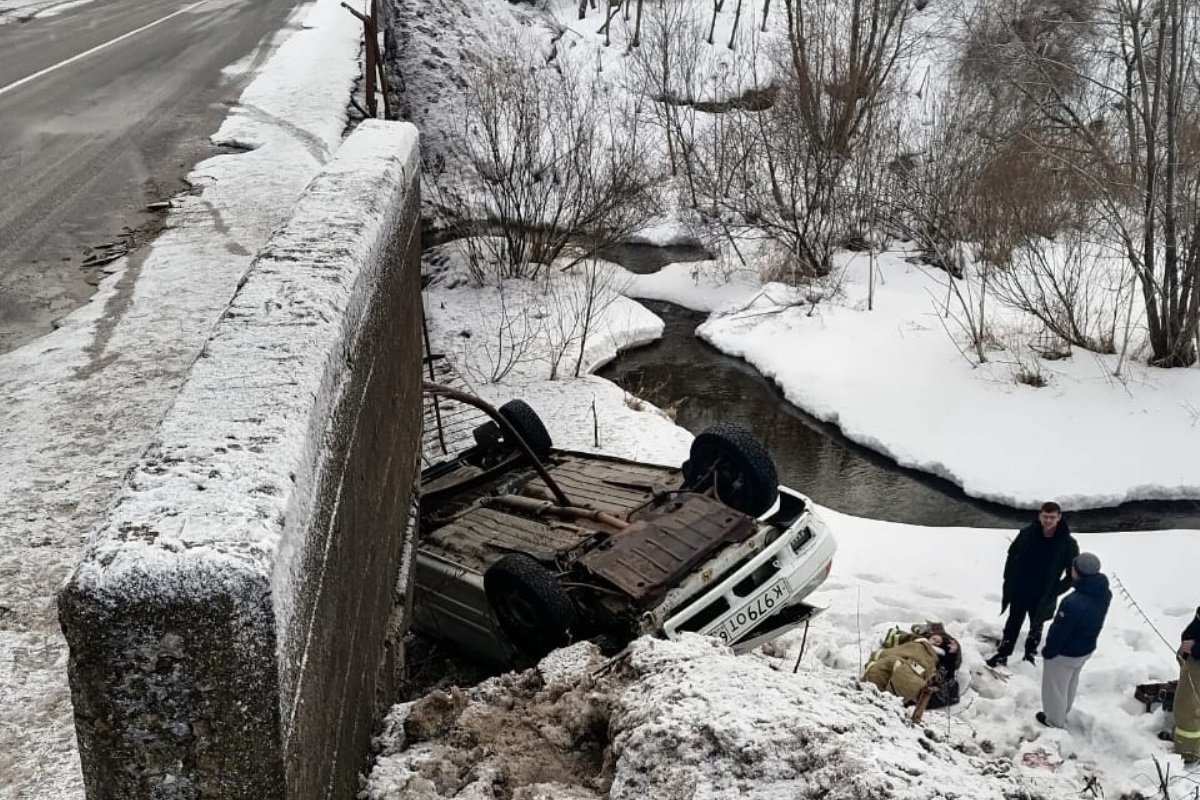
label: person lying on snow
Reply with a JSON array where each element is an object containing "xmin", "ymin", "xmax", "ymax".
[{"xmin": 862, "ymin": 624, "xmax": 962, "ymax": 709}]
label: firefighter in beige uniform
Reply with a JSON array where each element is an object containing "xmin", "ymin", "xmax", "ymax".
[
  {"xmin": 862, "ymin": 627, "xmax": 961, "ymax": 707},
  {"xmin": 1174, "ymin": 607, "xmax": 1200, "ymax": 765}
]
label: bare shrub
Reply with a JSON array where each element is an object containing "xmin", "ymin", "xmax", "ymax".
[
  {"xmin": 959, "ymin": 0, "xmax": 1096, "ymax": 102},
  {"xmin": 929, "ymin": 260, "xmax": 994, "ymax": 366},
  {"xmin": 879, "ymin": 141, "xmax": 996, "ymax": 365},
  {"xmin": 1013, "ymin": 361, "xmax": 1049, "ymax": 388},
  {"xmin": 436, "ymin": 37, "xmax": 659, "ymax": 285},
  {"xmin": 615, "ymin": 373, "xmax": 686, "ymax": 419},
  {"xmin": 884, "ymin": 82, "xmax": 1092, "ymax": 275},
  {"xmin": 460, "ymin": 285, "xmax": 544, "ymax": 385},
  {"xmin": 542, "ymin": 261, "xmax": 632, "ymax": 380},
  {"xmin": 711, "ymin": 0, "xmax": 918, "ymax": 277},
  {"xmin": 990, "ymin": 232, "xmax": 1134, "ymax": 355}
]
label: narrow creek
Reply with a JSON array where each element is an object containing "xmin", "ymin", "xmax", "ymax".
[{"xmin": 595, "ymin": 250, "xmax": 1200, "ymax": 532}]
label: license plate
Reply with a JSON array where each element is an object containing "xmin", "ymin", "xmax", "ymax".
[{"xmin": 713, "ymin": 579, "xmax": 789, "ymax": 644}]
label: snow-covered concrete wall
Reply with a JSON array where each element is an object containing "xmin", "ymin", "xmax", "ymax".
[{"xmin": 57, "ymin": 119, "xmax": 424, "ymax": 800}]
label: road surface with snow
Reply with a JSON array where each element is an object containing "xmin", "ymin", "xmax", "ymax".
[
  {"xmin": 0, "ymin": 0, "xmax": 306, "ymax": 354},
  {"xmin": 0, "ymin": 0, "xmax": 361, "ymax": 796}
]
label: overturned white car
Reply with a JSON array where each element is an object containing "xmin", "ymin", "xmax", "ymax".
[{"xmin": 415, "ymin": 385, "xmax": 837, "ymax": 664}]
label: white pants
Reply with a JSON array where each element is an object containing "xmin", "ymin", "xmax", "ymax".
[{"xmin": 1042, "ymin": 653, "xmax": 1091, "ymax": 728}]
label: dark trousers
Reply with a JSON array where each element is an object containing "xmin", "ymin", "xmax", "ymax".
[{"xmin": 997, "ymin": 600, "xmax": 1046, "ymax": 658}]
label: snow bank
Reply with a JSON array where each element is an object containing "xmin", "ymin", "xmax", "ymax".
[
  {"xmin": 423, "ymin": 244, "xmax": 668, "ymax": 385},
  {"xmin": 363, "ymin": 636, "xmax": 1077, "ymax": 800},
  {"xmin": 698, "ymin": 249, "xmax": 1200, "ymax": 510},
  {"xmin": 622, "ymin": 260, "xmax": 765, "ymax": 313},
  {"xmin": 59, "ymin": 119, "xmax": 424, "ymax": 800}
]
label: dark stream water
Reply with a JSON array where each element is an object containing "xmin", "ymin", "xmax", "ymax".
[{"xmin": 597, "ymin": 298, "xmax": 1200, "ymax": 533}]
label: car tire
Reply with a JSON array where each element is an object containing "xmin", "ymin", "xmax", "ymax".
[
  {"xmin": 498, "ymin": 399, "xmax": 553, "ymax": 459},
  {"xmin": 484, "ymin": 553, "xmax": 577, "ymax": 659},
  {"xmin": 685, "ymin": 423, "xmax": 779, "ymax": 517}
]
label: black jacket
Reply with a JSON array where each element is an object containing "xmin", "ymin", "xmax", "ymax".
[
  {"xmin": 1183, "ymin": 609, "xmax": 1200, "ymax": 653},
  {"xmin": 1002, "ymin": 520, "xmax": 1079, "ymax": 621},
  {"xmin": 1042, "ymin": 572, "xmax": 1111, "ymax": 659}
]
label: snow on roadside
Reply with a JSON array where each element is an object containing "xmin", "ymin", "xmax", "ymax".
[
  {"xmin": 0, "ymin": 0, "xmax": 89, "ymax": 24},
  {"xmin": 0, "ymin": 2, "xmax": 360, "ymax": 797},
  {"xmin": 695, "ymin": 248, "xmax": 1200, "ymax": 510}
]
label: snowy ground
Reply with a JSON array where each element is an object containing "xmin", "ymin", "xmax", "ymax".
[
  {"xmin": 0, "ymin": 0, "xmax": 90, "ymax": 24},
  {"xmin": 0, "ymin": 2, "xmax": 361, "ymax": 796},
  {"xmin": 618, "ymin": 245, "xmax": 1200, "ymax": 511},
  {"xmin": 429, "ymin": 228, "xmax": 1200, "ymax": 512},
  {"xmin": 391, "ymin": 259, "xmax": 1200, "ymax": 800}
]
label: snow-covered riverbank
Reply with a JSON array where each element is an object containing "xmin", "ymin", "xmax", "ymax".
[{"xmin": 391, "ymin": 254, "xmax": 1200, "ymax": 799}]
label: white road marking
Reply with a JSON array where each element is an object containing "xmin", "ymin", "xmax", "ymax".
[{"xmin": 0, "ymin": 0, "xmax": 214, "ymax": 98}]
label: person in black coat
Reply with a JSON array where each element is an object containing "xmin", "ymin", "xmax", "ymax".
[
  {"xmin": 987, "ymin": 501, "xmax": 1080, "ymax": 667},
  {"xmin": 1036, "ymin": 552, "xmax": 1111, "ymax": 728}
]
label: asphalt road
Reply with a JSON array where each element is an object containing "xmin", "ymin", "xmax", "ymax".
[{"xmin": 0, "ymin": 0, "xmax": 304, "ymax": 355}]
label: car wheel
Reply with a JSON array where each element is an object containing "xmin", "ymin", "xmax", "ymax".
[
  {"xmin": 685, "ymin": 423, "xmax": 779, "ymax": 517},
  {"xmin": 484, "ymin": 553, "xmax": 577, "ymax": 659},
  {"xmin": 498, "ymin": 399, "xmax": 553, "ymax": 459}
]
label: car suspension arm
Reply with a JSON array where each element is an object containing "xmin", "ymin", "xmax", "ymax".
[
  {"xmin": 488, "ymin": 493, "xmax": 629, "ymax": 530},
  {"xmin": 422, "ymin": 381, "xmax": 572, "ymax": 507}
]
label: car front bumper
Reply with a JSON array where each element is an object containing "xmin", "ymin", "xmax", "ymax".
[{"xmin": 660, "ymin": 500, "xmax": 837, "ymax": 651}]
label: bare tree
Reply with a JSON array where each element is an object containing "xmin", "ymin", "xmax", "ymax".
[
  {"xmin": 542, "ymin": 261, "xmax": 631, "ymax": 380},
  {"xmin": 461, "ymin": 285, "xmax": 544, "ymax": 385},
  {"xmin": 624, "ymin": 0, "xmax": 707, "ymax": 197},
  {"xmin": 707, "ymin": 0, "xmax": 726, "ymax": 44},
  {"xmin": 437, "ymin": 39, "xmax": 659, "ymax": 284},
  {"xmin": 963, "ymin": 0, "xmax": 1200, "ymax": 366},
  {"xmin": 700, "ymin": 0, "xmax": 919, "ymax": 277}
]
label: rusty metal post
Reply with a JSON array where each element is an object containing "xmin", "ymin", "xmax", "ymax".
[
  {"xmin": 421, "ymin": 304, "xmax": 448, "ymax": 455},
  {"xmin": 364, "ymin": 0, "xmax": 377, "ymax": 118},
  {"xmin": 340, "ymin": 2, "xmax": 376, "ymax": 117},
  {"xmin": 370, "ymin": 0, "xmax": 392, "ymax": 119}
]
